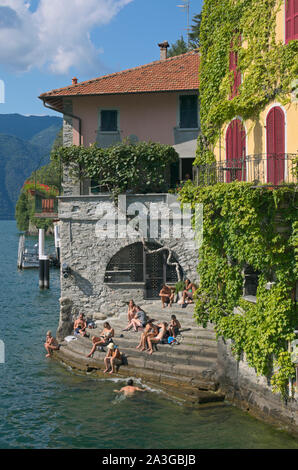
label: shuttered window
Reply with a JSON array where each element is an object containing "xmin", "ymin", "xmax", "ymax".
[
  {"xmin": 179, "ymin": 95, "xmax": 198, "ymax": 128},
  {"xmin": 100, "ymin": 110, "xmax": 118, "ymax": 131},
  {"xmin": 266, "ymin": 106, "xmax": 285, "ymax": 184},
  {"xmin": 225, "ymin": 119, "xmax": 246, "ymax": 182},
  {"xmin": 286, "ymin": 0, "xmax": 298, "ymax": 43}
]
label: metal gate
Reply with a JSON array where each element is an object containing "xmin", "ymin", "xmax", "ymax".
[{"xmin": 104, "ymin": 242, "xmax": 181, "ymax": 299}]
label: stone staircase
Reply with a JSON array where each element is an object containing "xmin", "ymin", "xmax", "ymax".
[{"xmin": 53, "ymin": 301, "xmax": 225, "ymax": 405}]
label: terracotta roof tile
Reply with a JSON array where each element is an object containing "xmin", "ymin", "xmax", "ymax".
[{"xmin": 39, "ymin": 51, "xmax": 199, "ymax": 99}]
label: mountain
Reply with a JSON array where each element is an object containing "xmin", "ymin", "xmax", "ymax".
[
  {"xmin": 0, "ymin": 114, "xmax": 62, "ymax": 218},
  {"xmin": 0, "ymin": 114, "xmax": 62, "ymax": 141}
]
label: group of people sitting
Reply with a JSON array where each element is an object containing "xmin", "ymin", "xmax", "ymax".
[
  {"xmin": 159, "ymin": 279, "xmax": 197, "ymax": 308},
  {"xmin": 124, "ymin": 300, "xmax": 181, "ymax": 355},
  {"xmin": 44, "ymin": 279, "xmax": 195, "ymax": 370}
]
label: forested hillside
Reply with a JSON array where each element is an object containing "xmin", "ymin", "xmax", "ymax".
[{"xmin": 0, "ymin": 114, "xmax": 62, "ymax": 218}]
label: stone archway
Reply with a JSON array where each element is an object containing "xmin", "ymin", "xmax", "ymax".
[{"xmin": 104, "ymin": 241, "xmax": 183, "ymax": 299}]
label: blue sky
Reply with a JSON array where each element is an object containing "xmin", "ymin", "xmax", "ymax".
[{"xmin": 0, "ymin": 0, "xmax": 203, "ymax": 117}]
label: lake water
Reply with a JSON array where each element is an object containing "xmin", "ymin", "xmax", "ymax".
[{"xmin": 0, "ymin": 220, "xmax": 297, "ymax": 449}]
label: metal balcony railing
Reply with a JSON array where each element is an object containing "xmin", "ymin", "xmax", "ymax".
[
  {"xmin": 34, "ymin": 194, "xmax": 58, "ymax": 218},
  {"xmin": 195, "ymin": 153, "xmax": 298, "ymax": 186}
]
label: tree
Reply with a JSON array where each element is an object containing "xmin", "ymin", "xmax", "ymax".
[
  {"xmin": 15, "ymin": 191, "xmax": 30, "ymax": 231},
  {"xmin": 168, "ymin": 36, "xmax": 189, "ymax": 57},
  {"xmin": 189, "ymin": 13, "xmax": 201, "ymax": 49}
]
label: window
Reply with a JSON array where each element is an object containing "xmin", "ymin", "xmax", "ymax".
[
  {"xmin": 179, "ymin": 95, "xmax": 198, "ymax": 128},
  {"xmin": 285, "ymin": 0, "xmax": 298, "ymax": 43},
  {"xmin": 225, "ymin": 119, "xmax": 246, "ymax": 182},
  {"xmin": 229, "ymin": 37, "xmax": 241, "ymax": 99},
  {"xmin": 100, "ymin": 110, "xmax": 118, "ymax": 132}
]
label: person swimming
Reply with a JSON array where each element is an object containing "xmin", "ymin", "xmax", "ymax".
[{"xmin": 113, "ymin": 379, "xmax": 146, "ymax": 396}]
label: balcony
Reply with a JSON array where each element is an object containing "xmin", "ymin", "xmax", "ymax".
[
  {"xmin": 34, "ymin": 193, "xmax": 58, "ymax": 219},
  {"xmin": 195, "ymin": 153, "xmax": 298, "ymax": 187}
]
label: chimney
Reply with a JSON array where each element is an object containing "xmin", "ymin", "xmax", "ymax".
[
  {"xmin": 72, "ymin": 77, "xmax": 78, "ymax": 85},
  {"xmin": 158, "ymin": 41, "xmax": 169, "ymax": 60}
]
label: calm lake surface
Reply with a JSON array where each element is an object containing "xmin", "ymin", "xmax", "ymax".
[{"xmin": 0, "ymin": 220, "xmax": 297, "ymax": 449}]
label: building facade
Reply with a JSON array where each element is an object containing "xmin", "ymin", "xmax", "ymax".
[
  {"xmin": 208, "ymin": 0, "xmax": 298, "ymax": 186},
  {"xmin": 39, "ymin": 47, "xmax": 201, "ymax": 333}
]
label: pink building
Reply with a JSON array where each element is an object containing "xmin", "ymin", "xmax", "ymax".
[{"xmin": 39, "ymin": 44, "xmax": 200, "ymax": 193}]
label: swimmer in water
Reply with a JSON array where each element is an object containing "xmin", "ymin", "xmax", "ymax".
[{"xmin": 113, "ymin": 379, "xmax": 146, "ymax": 396}]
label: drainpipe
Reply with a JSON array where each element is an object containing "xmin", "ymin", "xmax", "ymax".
[{"xmin": 42, "ymin": 98, "xmax": 82, "ymax": 146}]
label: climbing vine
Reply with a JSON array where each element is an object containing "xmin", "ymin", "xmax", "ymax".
[
  {"xmin": 179, "ymin": 181, "xmax": 297, "ymax": 398},
  {"xmin": 51, "ymin": 141, "xmax": 178, "ymax": 198},
  {"xmin": 196, "ymin": 0, "xmax": 298, "ymax": 164}
]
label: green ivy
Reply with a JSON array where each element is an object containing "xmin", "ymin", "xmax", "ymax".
[
  {"xmin": 197, "ymin": 0, "xmax": 298, "ymax": 164},
  {"xmin": 179, "ymin": 181, "xmax": 297, "ymax": 398},
  {"xmin": 51, "ymin": 141, "xmax": 178, "ymax": 199}
]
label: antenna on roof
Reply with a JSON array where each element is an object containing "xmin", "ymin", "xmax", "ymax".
[{"xmin": 177, "ymin": 0, "xmax": 190, "ymax": 48}]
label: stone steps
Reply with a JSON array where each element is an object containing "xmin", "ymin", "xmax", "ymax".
[{"xmin": 54, "ymin": 300, "xmax": 223, "ymax": 402}]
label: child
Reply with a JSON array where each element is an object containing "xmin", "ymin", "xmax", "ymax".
[{"xmin": 168, "ymin": 315, "xmax": 181, "ymax": 338}]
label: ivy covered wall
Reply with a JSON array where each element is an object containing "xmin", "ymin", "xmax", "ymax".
[
  {"xmin": 196, "ymin": 0, "xmax": 298, "ymax": 164},
  {"xmin": 179, "ymin": 181, "xmax": 297, "ymax": 397}
]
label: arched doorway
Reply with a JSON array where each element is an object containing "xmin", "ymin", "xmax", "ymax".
[
  {"xmin": 104, "ymin": 242, "xmax": 182, "ymax": 299},
  {"xmin": 225, "ymin": 119, "xmax": 246, "ymax": 182},
  {"xmin": 266, "ymin": 106, "xmax": 285, "ymax": 185}
]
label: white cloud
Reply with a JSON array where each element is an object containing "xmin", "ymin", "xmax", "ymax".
[{"xmin": 0, "ymin": 0, "xmax": 133, "ymax": 74}]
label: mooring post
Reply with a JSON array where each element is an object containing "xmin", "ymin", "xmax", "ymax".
[
  {"xmin": 39, "ymin": 229, "xmax": 45, "ymax": 288},
  {"xmin": 54, "ymin": 224, "xmax": 60, "ymax": 263},
  {"xmin": 43, "ymin": 256, "xmax": 50, "ymax": 289},
  {"xmin": 38, "ymin": 229, "xmax": 50, "ymax": 289}
]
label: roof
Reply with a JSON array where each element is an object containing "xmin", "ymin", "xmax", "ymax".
[{"xmin": 39, "ymin": 51, "xmax": 200, "ymax": 111}]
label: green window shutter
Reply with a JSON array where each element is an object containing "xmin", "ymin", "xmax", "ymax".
[
  {"xmin": 100, "ymin": 110, "xmax": 118, "ymax": 131},
  {"xmin": 179, "ymin": 95, "xmax": 198, "ymax": 128}
]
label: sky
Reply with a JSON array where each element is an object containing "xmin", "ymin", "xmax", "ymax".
[{"xmin": 0, "ymin": 0, "xmax": 203, "ymax": 117}]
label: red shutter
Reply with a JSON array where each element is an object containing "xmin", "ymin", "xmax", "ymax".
[
  {"xmin": 266, "ymin": 107, "xmax": 285, "ymax": 184},
  {"xmin": 286, "ymin": 0, "xmax": 298, "ymax": 43},
  {"xmin": 226, "ymin": 119, "xmax": 246, "ymax": 182},
  {"xmin": 295, "ymin": 0, "xmax": 298, "ymax": 38}
]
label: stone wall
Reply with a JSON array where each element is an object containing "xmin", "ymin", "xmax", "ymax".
[
  {"xmin": 56, "ymin": 193, "xmax": 199, "ymax": 339},
  {"xmin": 217, "ymin": 338, "xmax": 298, "ymax": 435}
]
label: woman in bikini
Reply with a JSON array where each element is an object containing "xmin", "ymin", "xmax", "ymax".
[
  {"xmin": 123, "ymin": 306, "xmax": 147, "ymax": 332},
  {"xmin": 104, "ymin": 343, "xmax": 122, "ymax": 374},
  {"xmin": 136, "ymin": 319, "xmax": 159, "ymax": 351},
  {"xmin": 146, "ymin": 322, "xmax": 168, "ymax": 355},
  {"xmin": 126, "ymin": 300, "xmax": 137, "ymax": 325},
  {"xmin": 86, "ymin": 322, "xmax": 114, "ymax": 357}
]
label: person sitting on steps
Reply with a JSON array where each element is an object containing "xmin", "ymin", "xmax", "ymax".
[
  {"xmin": 103, "ymin": 343, "xmax": 122, "ymax": 375},
  {"xmin": 86, "ymin": 322, "xmax": 114, "ymax": 357},
  {"xmin": 146, "ymin": 322, "xmax": 168, "ymax": 355},
  {"xmin": 159, "ymin": 284, "xmax": 175, "ymax": 308},
  {"xmin": 136, "ymin": 319, "xmax": 159, "ymax": 351},
  {"xmin": 181, "ymin": 279, "xmax": 197, "ymax": 306},
  {"xmin": 168, "ymin": 315, "xmax": 181, "ymax": 338},
  {"xmin": 123, "ymin": 306, "xmax": 148, "ymax": 332},
  {"xmin": 44, "ymin": 331, "xmax": 59, "ymax": 358},
  {"xmin": 74, "ymin": 313, "xmax": 89, "ymax": 337}
]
